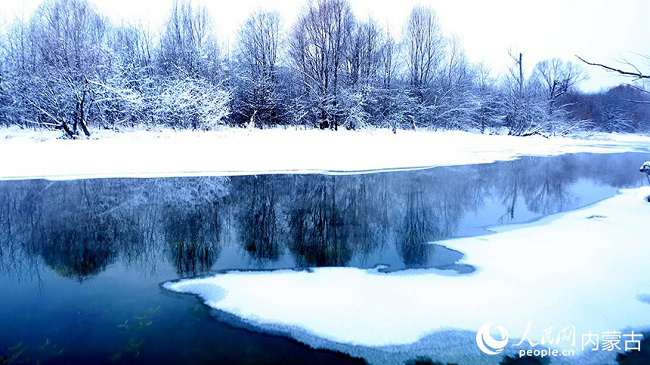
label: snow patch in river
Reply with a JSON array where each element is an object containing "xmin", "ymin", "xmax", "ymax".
[{"xmin": 165, "ymin": 187, "xmax": 650, "ymax": 359}]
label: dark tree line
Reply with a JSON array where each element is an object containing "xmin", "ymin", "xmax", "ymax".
[{"xmin": 0, "ymin": 0, "xmax": 648, "ymax": 138}]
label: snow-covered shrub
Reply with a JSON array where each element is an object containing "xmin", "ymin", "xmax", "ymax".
[
  {"xmin": 366, "ymin": 88, "xmax": 418, "ymax": 130},
  {"xmin": 339, "ymin": 88, "xmax": 370, "ymax": 130},
  {"xmin": 154, "ymin": 78, "xmax": 231, "ymax": 130}
]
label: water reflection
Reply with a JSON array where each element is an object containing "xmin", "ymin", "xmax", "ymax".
[
  {"xmin": 237, "ymin": 176, "xmax": 282, "ymax": 263},
  {"xmin": 288, "ymin": 176, "xmax": 355, "ymax": 267},
  {"xmin": 0, "ymin": 153, "xmax": 646, "ymax": 281}
]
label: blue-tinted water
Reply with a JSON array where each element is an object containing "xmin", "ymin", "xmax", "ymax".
[{"xmin": 0, "ymin": 152, "xmax": 647, "ymax": 364}]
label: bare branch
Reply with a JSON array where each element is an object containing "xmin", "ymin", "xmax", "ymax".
[{"xmin": 576, "ymin": 55, "xmax": 650, "ymax": 80}]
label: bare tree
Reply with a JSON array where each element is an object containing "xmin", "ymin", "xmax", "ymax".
[
  {"xmin": 289, "ymin": 0, "xmax": 355, "ymax": 129},
  {"xmin": 430, "ymin": 36, "xmax": 482, "ymax": 130},
  {"xmin": 535, "ymin": 59, "xmax": 586, "ymax": 105},
  {"xmin": 532, "ymin": 59, "xmax": 587, "ymax": 134},
  {"xmin": 235, "ymin": 10, "xmax": 281, "ymax": 126},
  {"xmin": 404, "ymin": 6, "xmax": 444, "ymax": 92},
  {"xmin": 159, "ymin": 0, "xmax": 220, "ymax": 81},
  {"xmin": 503, "ymin": 51, "xmax": 545, "ymax": 136},
  {"xmin": 379, "ymin": 27, "xmax": 396, "ymax": 90},
  {"xmin": 346, "ymin": 18, "xmax": 382, "ymax": 88}
]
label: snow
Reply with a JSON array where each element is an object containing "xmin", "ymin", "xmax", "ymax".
[
  {"xmin": 641, "ymin": 161, "xmax": 650, "ymax": 173},
  {"xmin": 164, "ymin": 187, "xmax": 650, "ymax": 356},
  {"xmin": 0, "ymin": 126, "xmax": 649, "ymax": 180}
]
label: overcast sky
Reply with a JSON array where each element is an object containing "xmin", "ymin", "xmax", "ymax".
[{"xmin": 2, "ymin": 0, "xmax": 649, "ymax": 92}]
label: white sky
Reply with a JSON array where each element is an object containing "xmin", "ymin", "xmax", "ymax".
[{"xmin": 1, "ymin": 0, "xmax": 649, "ymax": 92}]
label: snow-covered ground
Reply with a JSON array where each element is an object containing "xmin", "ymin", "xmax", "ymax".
[
  {"xmin": 0, "ymin": 126, "xmax": 649, "ymax": 180},
  {"xmin": 165, "ymin": 186, "xmax": 650, "ymax": 364}
]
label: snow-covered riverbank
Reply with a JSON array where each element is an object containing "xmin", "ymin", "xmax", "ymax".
[
  {"xmin": 165, "ymin": 186, "xmax": 650, "ymax": 364},
  {"xmin": 1, "ymin": 127, "xmax": 649, "ymax": 180}
]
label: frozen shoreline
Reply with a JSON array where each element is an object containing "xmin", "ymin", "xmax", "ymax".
[
  {"xmin": 0, "ymin": 126, "xmax": 649, "ymax": 180},
  {"xmin": 165, "ymin": 186, "xmax": 650, "ymax": 363}
]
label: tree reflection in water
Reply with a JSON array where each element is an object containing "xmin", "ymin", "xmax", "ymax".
[
  {"xmin": 236, "ymin": 176, "xmax": 282, "ymax": 263},
  {"xmin": 0, "ymin": 153, "xmax": 645, "ymax": 281}
]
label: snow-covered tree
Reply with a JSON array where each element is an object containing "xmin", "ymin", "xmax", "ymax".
[
  {"xmin": 404, "ymin": 6, "xmax": 444, "ymax": 93},
  {"xmin": 0, "ymin": 0, "xmax": 643, "ymax": 135},
  {"xmin": 233, "ymin": 10, "xmax": 282, "ymax": 127},
  {"xmin": 289, "ymin": 0, "xmax": 355, "ymax": 129},
  {"xmin": 158, "ymin": 0, "xmax": 220, "ymax": 81},
  {"xmin": 20, "ymin": 0, "xmax": 111, "ymax": 137},
  {"xmin": 501, "ymin": 51, "xmax": 546, "ymax": 136},
  {"xmin": 532, "ymin": 58, "xmax": 587, "ymax": 135}
]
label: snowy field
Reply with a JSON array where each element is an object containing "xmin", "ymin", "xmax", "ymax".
[
  {"xmin": 0, "ymin": 126, "xmax": 649, "ymax": 180},
  {"xmin": 165, "ymin": 186, "xmax": 650, "ymax": 364}
]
